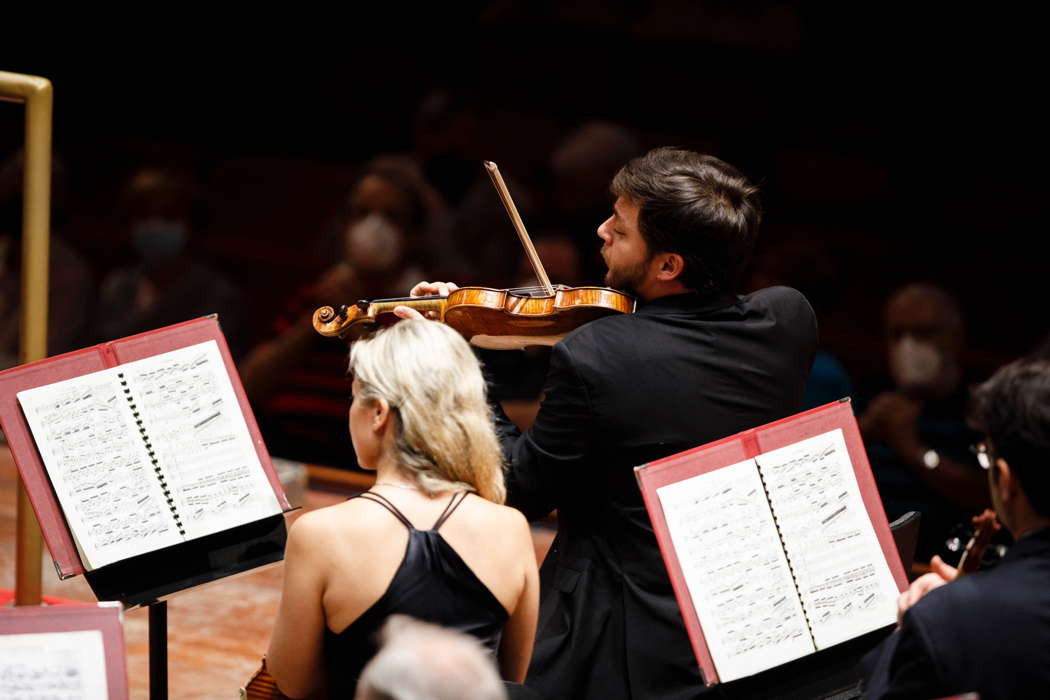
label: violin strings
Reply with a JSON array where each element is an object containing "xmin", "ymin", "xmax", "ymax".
[{"xmin": 372, "ymin": 285, "xmax": 585, "ymax": 305}]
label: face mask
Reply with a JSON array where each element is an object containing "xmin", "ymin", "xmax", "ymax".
[
  {"xmin": 344, "ymin": 213, "xmax": 404, "ymax": 272},
  {"xmin": 890, "ymin": 335, "xmax": 942, "ymax": 390},
  {"xmin": 131, "ymin": 218, "xmax": 188, "ymax": 263}
]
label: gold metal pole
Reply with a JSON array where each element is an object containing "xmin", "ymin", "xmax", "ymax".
[{"xmin": 0, "ymin": 70, "xmax": 53, "ymax": 606}]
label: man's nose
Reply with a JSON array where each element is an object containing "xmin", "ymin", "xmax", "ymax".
[{"xmin": 597, "ymin": 217, "xmax": 613, "ymax": 242}]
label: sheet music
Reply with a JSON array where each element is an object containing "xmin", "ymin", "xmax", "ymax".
[
  {"xmin": 120, "ymin": 341, "xmax": 280, "ymax": 540},
  {"xmin": 657, "ymin": 459, "xmax": 814, "ymax": 682},
  {"xmin": 0, "ymin": 630, "xmax": 109, "ymax": 700},
  {"xmin": 755, "ymin": 429, "xmax": 898, "ymax": 648},
  {"xmin": 17, "ymin": 370, "xmax": 183, "ymax": 569}
]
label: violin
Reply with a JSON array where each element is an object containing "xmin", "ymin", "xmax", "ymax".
[
  {"xmin": 313, "ymin": 284, "xmax": 634, "ymax": 349},
  {"xmin": 956, "ymin": 509, "xmax": 1001, "ymax": 576},
  {"xmin": 239, "ymin": 658, "xmax": 292, "ymax": 700},
  {"xmin": 313, "ymin": 161, "xmax": 634, "ymax": 347}
]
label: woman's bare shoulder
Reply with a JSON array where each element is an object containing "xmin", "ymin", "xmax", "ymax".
[
  {"xmin": 460, "ymin": 495, "xmax": 531, "ymax": 537},
  {"xmin": 288, "ymin": 498, "xmax": 391, "ymax": 543}
]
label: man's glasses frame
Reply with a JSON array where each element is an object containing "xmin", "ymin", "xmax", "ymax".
[{"xmin": 970, "ymin": 442, "xmax": 994, "ymax": 470}]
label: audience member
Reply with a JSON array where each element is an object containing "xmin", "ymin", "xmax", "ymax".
[
  {"xmin": 859, "ymin": 283, "xmax": 988, "ymax": 561},
  {"xmin": 88, "ymin": 168, "xmax": 249, "ymax": 358},
  {"xmin": 241, "ymin": 156, "xmax": 439, "ymax": 467},
  {"xmin": 266, "ymin": 320, "xmax": 538, "ymax": 698},
  {"xmin": 748, "ymin": 240, "xmax": 853, "ymax": 408},
  {"xmin": 0, "ymin": 150, "xmax": 95, "ymax": 370},
  {"xmin": 355, "ymin": 616, "xmax": 508, "ymax": 700},
  {"xmin": 410, "ymin": 86, "xmax": 480, "ymax": 208},
  {"xmin": 863, "ymin": 358, "xmax": 1050, "ymax": 699}
]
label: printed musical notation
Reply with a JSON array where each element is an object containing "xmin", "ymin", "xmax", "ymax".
[
  {"xmin": 657, "ymin": 459, "xmax": 815, "ymax": 682},
  {"xmin": 0, "ymin": 630, "xmax": 109, "ymax": 700},
  {"xmin": 17, "ymin": 340, "xmax": 281, "ymax": 570},
  {"xmin": 19, "ymin": 375, "xmax": 181, "ymax": 568},
  {"xmin": 122, "ymin": 342, "xmax": 279, "ymax": 539},
  {"xmin": 755, "ymin": 429, "xmax": 898, "ymax": 648}
]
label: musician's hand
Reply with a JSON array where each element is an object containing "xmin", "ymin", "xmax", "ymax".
[
  {"xmin": 399, "ymin": 281, "xmax": 459, "ymax": 320},
  {"xmin": 896, "ymin": 555, "xmax": 957, "ymax": 622},
  {"xmin": 392, "ymin": 305, "xmax": 428, "ymax": 321},
  {"xmin": 409, "ymin": 281, "xmax": 460, "ymax": 298}
]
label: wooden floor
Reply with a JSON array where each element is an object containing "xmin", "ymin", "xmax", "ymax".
[{"xmin": 0, "ymin": 446, "xmax": 555, "ymax": 699}]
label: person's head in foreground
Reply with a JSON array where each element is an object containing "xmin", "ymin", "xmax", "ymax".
[
  {"xmin": 972, "ymin": 358, "xmax": 1050, "ymax": 536},
  {"xmin": 355, "ymin": 616, "xmax": 507, "ymax": 700},
  {"xmin": 348, "ymin": 319, "xmax": 505, "ymax": 503}
]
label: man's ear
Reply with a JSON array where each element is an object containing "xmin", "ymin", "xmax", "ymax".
[
  {"xmin": 655, "ymin": 252, "xmax": 686, "ymax": 282},
  {"xmin": 993, "ymin": 457, "xmax": 1015, "ymax": 502}
]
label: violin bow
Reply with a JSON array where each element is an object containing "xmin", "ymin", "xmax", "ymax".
[{"xmin": 484, "ymin": 160, "xmax": 556, "ymax": 296}]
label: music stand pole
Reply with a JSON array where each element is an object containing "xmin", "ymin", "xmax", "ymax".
[{"xmin": 149, "ymin": 601, "xmax": 168, "ymax": 700}]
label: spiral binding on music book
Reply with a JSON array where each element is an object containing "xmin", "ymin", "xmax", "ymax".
[
  {"xmin": 119, "ymin": 371, "xmax": 186, "ymax": 537},
  {"xmin": 754, "ymin": 462, "xmax": 817, "ymax": 649}
]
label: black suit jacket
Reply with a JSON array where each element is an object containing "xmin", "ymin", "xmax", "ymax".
[
  {"xmin": 863, "ymin": 526, "xmax": 1050, "ymax": 700},
  {"xmin": 496, "ymin": 287, "xmax": 817, "ymax": 700}
]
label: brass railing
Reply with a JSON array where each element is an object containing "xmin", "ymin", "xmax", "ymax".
[{"xmin": 0, "ymin": 69, "xmax": 53, "ymax": 605}]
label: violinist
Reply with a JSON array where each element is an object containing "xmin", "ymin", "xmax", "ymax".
[
  {"xmin": 397, "ymin": 147, "xmax": 818, "ymax": 699},
  {"xmin": 266, "ymin": 320, "xmax": 539, "ymax": 698},
  {"xmin": 862, "ymin": 359, "xmax": 1050, "ymax": 700}
]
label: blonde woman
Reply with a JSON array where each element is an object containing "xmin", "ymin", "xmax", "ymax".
[{"xmin": 266, "ymin": 320, "xmax": 539, "ymax": 698}]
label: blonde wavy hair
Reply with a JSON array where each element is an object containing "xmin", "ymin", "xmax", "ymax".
[{"xmin": 348, "ymin": 320, "xmax": 506, "ymax": 504}]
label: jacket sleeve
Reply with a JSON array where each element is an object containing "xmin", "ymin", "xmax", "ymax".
[
  {"xmin": 862, "ymin": 609, "xmax": 947, "ymax": 700},
  {"xmin": 495, "ymin": 339, "xmax": 595, "ymax": 522}
]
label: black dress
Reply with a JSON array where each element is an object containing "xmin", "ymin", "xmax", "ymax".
[{"xmin": 322, "ymin": 491, "xmax": 509, "ymax": 695}]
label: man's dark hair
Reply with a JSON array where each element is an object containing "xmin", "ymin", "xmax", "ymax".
[
  {"xmin": 610, "ymin": 147, "xmax": 761, "ymax": 295},
  {"xmin": 973, "ymin": 359, "xmax": 1050, "ymax": 517}
]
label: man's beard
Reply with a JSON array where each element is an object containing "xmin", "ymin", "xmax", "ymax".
[{"xmin": 604, "ymin": 255, "xmax": 651, "ymax": 297}]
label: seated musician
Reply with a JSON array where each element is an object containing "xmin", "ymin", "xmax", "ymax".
[
  {"xmin": 265, "ymin": 320, "xmax": 539, "ymax": 698},
  {"xmin": 863, "ymin": 358, "xmax": 1050, "ymax": 699}
]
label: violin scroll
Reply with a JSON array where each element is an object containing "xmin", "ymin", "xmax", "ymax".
[
  {"xmin": 312, "ymin": 297, "xmax": 448, "ymax": 342},
  {"xmin": 312, "ymin": 304, "xmax": 353, "ymax": 340}
]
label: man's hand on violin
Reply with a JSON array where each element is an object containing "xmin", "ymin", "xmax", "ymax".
[
  {"xmin": 896, "ymin": 555, "xmax": 957, "ymax": 623},
  {"xmin": 393, "ymin": 281, "xmax": 460, "ymax": 321}
]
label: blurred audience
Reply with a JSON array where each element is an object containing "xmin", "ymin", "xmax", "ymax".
[
  {"xmin": 355, "ymin": 616, "xmax": 509, "ymax": 700},
  {"xmin": 859, "ymin": 283, "xmax": 989, "ymax": 561},
  {"xmin": 748, "ymin": 240, "xmax": 853, "ymax": 409},
  {"xmin": 88, "ymin": 167, "xmax": 249, "ymax": 358},
  {"xmin": 410, "ymin": 87, "xmax": 481, "ymax": 209},
  {"xmin": 0, "ymin": 151, "xmax": 95, "ymax": 370},
  {"xmin": 427, "ymin": 165, "xmax": 541, "ymax": 285},
  {"xmin": 240, "ymin": 155, "xmax": 440, "ymax": 467},
  {"xmin": 548, "ymin": 121, "xmax": 644, "ymax": 282}
]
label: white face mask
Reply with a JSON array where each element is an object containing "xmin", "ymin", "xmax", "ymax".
[
  {"xmin": 344, "ymin": 213, "xmax": 404, "ymax": 272},
  {"xmin": 890, "ymin": 335, "xmax": 943, "ymax": 390}
]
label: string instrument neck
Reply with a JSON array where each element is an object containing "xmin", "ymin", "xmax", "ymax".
[{"xmin": 956, "ymin": 509, "xmax": 1001, "ymax": 577}]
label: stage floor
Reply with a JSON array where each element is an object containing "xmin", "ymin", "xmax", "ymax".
[{"xmin": 1, "ymin": 445, "xmax": 554, "ymax": 699}]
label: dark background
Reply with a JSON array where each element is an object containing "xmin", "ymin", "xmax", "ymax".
[{"xmin": 2, "ymin": 4, "xmax": 1042, "ymax": 390}]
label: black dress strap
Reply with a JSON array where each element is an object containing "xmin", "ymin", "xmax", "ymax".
[
  {"xmin": 432, "ymin": 491, "xmax": 470, "ymax": 531},
  {"xmin": 351, "ymin": 491, "xmax": 415, "ymax": 530}
]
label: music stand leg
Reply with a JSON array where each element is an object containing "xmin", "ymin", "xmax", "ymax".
[{"xmin": 149, "ymin": 601, "xmax": 168, "ymax": 700}]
